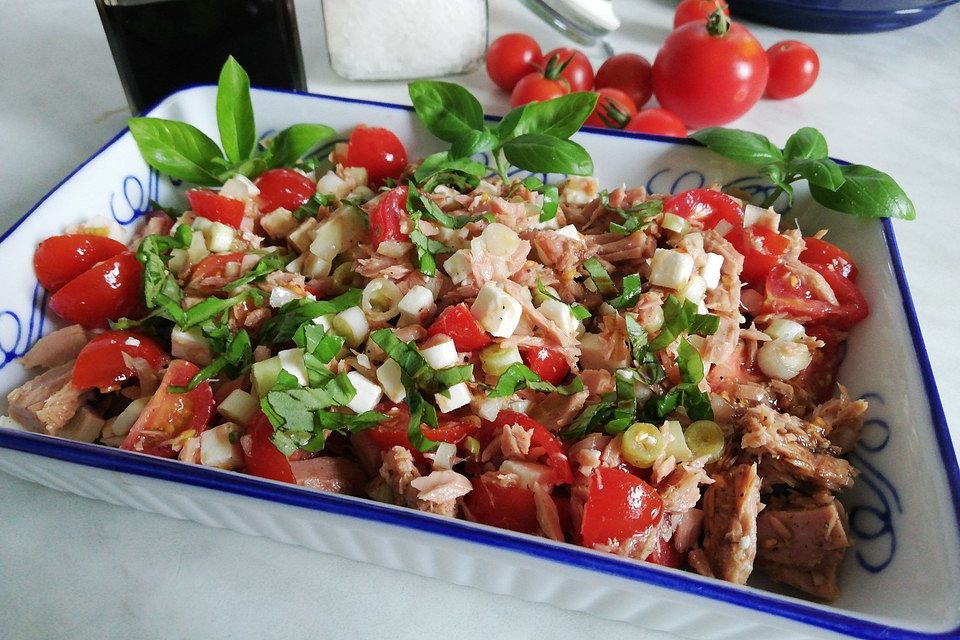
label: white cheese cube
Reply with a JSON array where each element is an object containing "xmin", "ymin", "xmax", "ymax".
[
  {"xmin": 376, "ymin": 358, "xmax": 407, "ymax": 403},
  {"xmin": 435, "ymin": 382, "xmax": 471, "ymax": 413},
  {"xmin": 187, "ymin": 230, "xmax": 210, "ymax": 264},
  {"xmin": 269, "ymin": 287, "xmax": 302, "ymax": 309},
  {"xmin": 260, "ymin": 208, "xmax": 299, "ymax": 239},
  {"xmin": 398, "ymin": 285, "xmax": 435, "ymax": 324},
  {"xmin": 418, "ymin": 335, "xmax": 459, "ymax": 370},
  {"xmin": 332, "ymin": 306, "xmax": 370, "ymax": 348},
  {"xmin": 537, "ymin": 298, "xmax": 580, "ymax": 335},
  {"xmin": 171, "ymin": 327, "xmax": 212, "ymax": 366},
  {"xmin": 470, "ymin": 283, "xmax": 522, "ymax": 338},
  {"xmin": 443, "ymin": 249, "xmax": 472, "ymax": 285},
  {"xmin": 217, "ymin": 389, "xmax": 259, "ymax": 426},
  {"xmin": 220, "ymin": 175, "xmax": 260, "ymax": 201},
  {"xmin": 204, "ymin": 222, "xmax": 236, "ymax": 253},
  {"xmin": 560, "ymin": 176, "xmax": 599, "ymax": 206},
  {"xmin": 199, "ymin": 423, "xmax": 243, "ymax": 470},
  {"xmin": 649, "ymin": 248, "xmax": 695, "ymax": 291},
  {"xmin": 346, "ymin": 371, "xmax": 382, "ymax": 414},
  {"xmin": 315, "ymin": 171, "xmax": 349, "ymax": 198},
  {"xmin": 479, "ymin": 222, "xmax": 522, "ymax": 257},
  {"xmin": 681, "ymin": 275, "xmax": 708, "ymax": 304},
  {"xmin": 702, "ymin": 253, "xmax": 724, "ymax": 290},
  {"xmin": 278, "ymin": 348, "xmax": 309, "ymax": 386},
  {"xmin": 555, "ymin": 224, "xmax": 582, "ymax": 241}
]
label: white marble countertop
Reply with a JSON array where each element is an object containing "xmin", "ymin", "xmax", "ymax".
[{"xmin": 1, "ymin": 1, "xmax": 958, "ymax": 638}]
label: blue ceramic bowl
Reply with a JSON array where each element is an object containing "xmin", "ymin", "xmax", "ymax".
[{"xmin": 729, "ymin": 0, "xmax": 960, "ymax": 33}]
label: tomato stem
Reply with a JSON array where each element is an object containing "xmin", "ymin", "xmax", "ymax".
[
  {"xmin": 706, "ymin": 6, "xmax": 731, "ymax": 37},
  {"xmin": 542, "ymin": 53, "xmax": 572, "ymax": 81}
]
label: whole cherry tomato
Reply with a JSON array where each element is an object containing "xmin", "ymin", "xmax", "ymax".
[
  {"xmin": 540, "ymin": 47, "xmax": 594, "ymax": 92},
  {"xmin": 33, "ymin": 234, "xmax": 127, "ymax": 293},
  {"xmin": 673, "ymin": 0, "xmax": 730, "ymax": 28},
  {"xmin": 594, "ymin": 53, "xmax": 653, "ymax": 109},
  {"xmin": 345, "ymin": 125, "xmax": 408, "ymax": 188},
  {"xmin": 72, "ymin": 331, "xmax": 169, "ymax": 392},
  {"xmin": 652, "ymin": 10, "xmax": 769, "ymax": 128},
  {"xmin": 186, "ymin": 189, "xmax": 246, "ymax": 228},
  {"xmin": 510, "ymin": 57, "xmax": 569, "ymax": 108},
  {"xmin": 48, "ymin": 251, "xmax": 143, "ymax": 328},
  {"xmin": 486, "ymin": 33, "xmax": 542, "ymax": 92},
  {"xmin": 625, "ymin": 108, "xmax": 687, "ymax": 138},
  {"xmin": 765, "ymin": 40, "xmax": 820, "ymax": 99},
  {"xmin": 584, "ymin": 88, "xmax": 637, "ymax": 129},
  {"xmin": 255, "ymin": 168, "xmax": 316, "ymax": 213}
]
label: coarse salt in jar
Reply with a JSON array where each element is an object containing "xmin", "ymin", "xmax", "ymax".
[{"xmin": 322, "ymin": 0, "xmax": 488, "ymax": 80}]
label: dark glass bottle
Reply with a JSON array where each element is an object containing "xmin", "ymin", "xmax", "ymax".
[{"xmin": 95, "ymin": 0, "xmax": 306, "ymax": 114}]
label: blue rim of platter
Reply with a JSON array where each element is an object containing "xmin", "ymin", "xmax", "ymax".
[
  {"xmin": 1, "ymin": 84, "xmax": 958, "ymax": 640},
  {"xmin": 729, "ymin": 0, "xmax": 960, "ymax": 33}
]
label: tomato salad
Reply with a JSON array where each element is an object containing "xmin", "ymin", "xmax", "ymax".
[{"xmin": 10, "ymin": 104, "xmax": 870, "ymax": 603}]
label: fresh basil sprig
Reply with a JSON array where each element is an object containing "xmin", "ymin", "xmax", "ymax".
[
  {"xmin": 408, "ymin": 80, "xmax": 598, "ymax": 183},
  {"xmin": 690, "ymin": 126, "xmax": 915, "ymax": 220},
  {"xmin": 129, "ymin": 57, "xmax": 335, "ymax": 185},
  {"xmin": 488, "ymin": 363, "xmax": 584, "ymax": 398}
]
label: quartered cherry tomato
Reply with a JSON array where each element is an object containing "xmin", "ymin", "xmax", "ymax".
[
  {"xmin": 121, "ymin": 360, "xmax": 214, "ymax": 458},
  {"xmin": 662, "ymin": 188, "xmax": 744, "ymax": 231},
  {"xmin": 48, "ymin": 251, "xmax": 143, "ymax": 328},
  {"xmin": 243, "ymin": 411, "xmax": 295, "ymax": 483},
  {"xmin": 647, "ymin": 536, "xmax": 683, "ymax": 568},
  {"xmin": 426, "ymin": 304, "xmax": 492, "ymax": 352},
  {"xmin": 189, "ymin": 252, "xmax": 246, "ymax": 281},
  {"xmin": 490, "ymin": 411, "xmax": 573, "ymax": 484},
  {"xmin": 799, "ymin": 237, "xmax": 859, "ymax": 281},
  {"xmin": 486, "ymin": 33, "xmax": 542, "ymax": 92},
  {"xmin": 625, "ymin": 108, "xmax": 687, "ymax": 138},
  {"xmin": 522, "ymin": 347, "xmax": 570, "ymax": 385},
  {"xmin": 72, "ymin": 331, "xmax": 169, "ymax": 392},
  {"xmin": 673, "ymin": 0, "xmax": 729, "ymax": 28},
  {"xmin": 186, "ymin": 189, "xmax": 246, "ymax": 228},
  {"xmin": 727, "ymin": 226, "xmax": 791, "ymax": 288},
  {"xmin": 345, "ymin": 125, "xmax": 408, "ymax": 188},
  {"xmin": 33, "ymin": 234, "xmax": 127, "ymax": 293},
  {"xmin": 541, "ymin": 47, "xmax": 594, "ymax": 92},
  {"xmin": 653, "ymin": 10, "xmax": 768, "ymax": 128},
  {"xmin": 580, "ymin": 467, "xmax": 663, "ymax": 548},
  {"xmin": 765, "ymin": 40, "xmax": 820, "ymax": 100},
  {"xmin": 763, "ymin": 263, "xmax": 869, "ymax": 329},
  {"xmin": 594, "ymin": 53, "xmax": 653, "ymax": 110},
  {"xmin": 584, "ymin": 87, "xmax": 637, "ymax": 129},
  {"xmin": 463, "ymin": 475, "xmax": 540, "ymax": 533},
  {"xmin": 366, "ymin": 403, "xmax": 480, "ymax": 453},
  {"xmin": 255, "ymin": 168, "xmax": 316, "ymax": 213},
  {"xmin": 369, "ymin": 185, "xmax": 410, "ymax": 250}
]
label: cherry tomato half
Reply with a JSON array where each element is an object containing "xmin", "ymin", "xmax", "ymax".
[
  {"xmin": 594, "ymin": 53, "xmax": 653, "ymax": 110},
  {"xmin": 486, "ymin": 33, "xmax": 542, "ymax": 92},
  {"xmin": 762, "ymin": 263, "xmax": 868, "ymax": 329},
  {"xmin": 652, "ymin": 13, "xmax": 768, "ymax": 128},
  {"xmin": 255, "ymin": 168, "xmax": 317, "ymax": 213},
  {"xmin": 662, "ymin": 188, "xmax": 744, "ymax": 231},
  {"xmin": 580, "ymin": 467, "xmax": 663, "ymax": 548},
  {"xmin": 426, "ymin": 303, "xmax": 492, "ymax": 352},
  {"xmin": 673, "ymin": 0, "xmax": 730, "ymax": 28},
  {"xmin": 625, "ymin": 108, "xmax": 687, "ymax": 138},
  {"xmin": 121, "ymin": 360, "xmax": 214, "ymax": 458},
  {"xmin": 541, "ymin": 47, "xmax": 594, "ymax": 92},
  {"xmin": 522, "ymin": 347, "xmax": 570, "ymax": 386},
  {"xmin": 464, "ymin": 475, "xmax": 540, "ymax": 533},
  {"xmin": 345, "ymin": 125, "xmax": 408, "ymax": 189},
  {"xmin": 800, "ymin": 237, "xmax": 859, "ymax": 281},
  {"xmin": 726, "ymin": 225, "xmax": 791, "ymax": 288},
  {"xmin": 765, "ymin": 40, "xmax": 820, "ymax": 100},
  {"xmin": 33, "ymin": 234, "xmax": 127, "ymax": 293},
  {"xmin": 186, "ymin": 189, "xmax": 246, "ymax": 228},
  {"xmin": 243, "ymin": 411, "xmax": 295, "ymax": 483},
  {"xmin": 48, "ymin": 251, "xmax": 143, "ymax": 329},
  {"xmin": 584, "ymin": 88, "xmax": 637, "ymax": 129},
  {"xmin": 366, "ymin": 405, "xmax": 480, "ymax": 453},
  {"xmin": 491, "ymin": 411, "xmax": 573, "ymax": 484},
  {"xmin": 369, "ymin": 185, "xmax": 410, "ymax": 250},
  {"xmin": 72, "ymin": 331, "xmax": 169, "ymax": 392}
]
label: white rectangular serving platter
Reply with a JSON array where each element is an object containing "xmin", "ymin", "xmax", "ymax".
[{"xmin": 0, "ymin": 86, "xmax": 958, "ymax": 640}]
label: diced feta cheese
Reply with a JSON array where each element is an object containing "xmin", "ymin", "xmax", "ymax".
[
  {"xmin": 560, "ymin": 176, "xmax": 599, "ymax": 206},
  {"xmin": 285, "ymin": 255, "xmax": 305, "ymax": 274},
  {"xmin": 430, "ymin": 442, "xmax": 459, "ymax": 470},
  {"xmin": 217, "ymin": 389, "xmax": 258, "ymax": 426},
  {"xmin": 376, "ymin": 358, "xmax": 406, "ymax": 403},
  {"xmin": 187, "ymin": 229, "xmax": 210, "ymax": 264},
  {"xmin": 219, "ymin": 175, "xmax": 260, "ymax": 201},
  {"xmin": 418, "ymin": 335, "xmax": 459, "ymax": 370},
  {"xmin": 278, "ymin": 348, "xmax": 309, "ymax": 386},
  {"xmin": 301, "ymin": 253, "xmax": 333, "ymax": 279},
  {"xmin": 346, "ymin": 371, "xmax": 382, "ymax": 414},
  {"xmin": 260, "ymin": 208, "xmax": 298, "ymax": 239},
  {"xmin": 332, "ymin": 306, "xmax": 370, "ymax": 348},
  {"xmin": 702, "ymin": 252, "xmax": 724, "ymax": 290},
  {"xmin": 443, "ymin": 249, "xmax": 472, "ymax": 285},
  {"xmin": 287, "ymin": 218, "xmax": 319, "ymax": 253},
  {"xmin": 200, "ymin": 423, "xmax": 243, "ymax": 470},
  {"xmin": 555, "ymin": 224, "xmax": 582, "ymax": 241},
  {"xmin": 171, "ymin": 327, "xmax": 212, "ymax": 366},
  {"xmin": 435, "ymin": 382, "xmax": 471, "ymax": 413},
  {"xmin": 269, "ymin": 287, "xmax": 302, "ymax": 308},
  {"xmin": 507, "ymin": 398, "xmax": 532, "ymax": 414},
  {"xmin": 765, "ymin": 318, "xmax": 806, "ymax": 342},
  {"xmin": 470, "ymin": 283, "xmax": 522, "ymax": 338},
  {"xmin": 681, "ymin": 275, "xmax": 708, "ymax": 304},
  {"xmin": 398, "ymin": 285, "xmax": 435, "ymax": 324},
  {"xmin": 479, "ymin": 222, "xmax": 522, "ymax": 257},
  {"xmin": 315, "ymin": 170, "xmax": 349, "ymax": 198},
  {"xmin": 205, "ymin": 221, "xmax": 236, "ymax": 252},
  {"xmin": 538, "ymin": 298, "xmax": 580, "ymax": 335},
  {"xmin": 648, "ymin": 248, "xmax": 695, "ymax": 290},
  {"xmin": 476, "ymin": 397, "xmax": 503, "ymax": 422}
]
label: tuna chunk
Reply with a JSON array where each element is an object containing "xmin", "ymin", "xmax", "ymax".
[
  {"xmin": 409, "ymin": 469, "xmax": 472, "ymax": 518},
  {"xmin": 7, "ymin": 361, "xmax": 89, "ymax": 435},
  {"xmin": 290, "ymin": 456, "xmax": 367, "ymax": 496},
  {"xmin": 756, "ymin": 497, "xmax": 851, "ymax": 600},
  {"xmin": 19, "ymin": 325, "xmax": 87, "ymax": 369},
  {"xmin": 810, "ymin": 389, "xmax": 868, "ymax": 454},
  {"xmin": 699, "ymin": 463, "xmax": 762, "ymax": 585},
  {"xmin": 57, "ymin": 406, "xmax": 105, "ymax": 443},
  {"xmin": 528, "ymin": 390, "xmax": 589, "ymax": 432}
]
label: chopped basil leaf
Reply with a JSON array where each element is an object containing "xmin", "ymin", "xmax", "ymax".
[
  {"xmin": 409, "ymin": 215, "xmax": 452, "ymax": 277},
  {"xmin": 625, "ymin": 315, "xmax": 665, "ymax": 385},
  {"xmin": 292, "ymin": 192, "xmax": 335, "ymax": 221},
  {"xmin": 644, "ymin": 338, "xmax": 713, "ymax": 422},
  {"xmin": 488, "ymin": 363, "xmax": 584, "ymax": 398},
  {"xmin": 406, "ymin": 387, "xmax": 440, "ymax": 452},
  {"xmin": 259, "ymin": 289, "xmax": 362, "ymax": 344},
  {"xmin": 406, "ymin": 183, "xmax": 493, "ymax": 229},
  {"xmin": 536, "ymin": 279, "xmax": 591, "ymax": 320},
  {"xmin": 169, "ymin": 327, "xmax": 253, "ymax": 393},
  {"xmin": 649, "ymin": 295, "xmax": 719, "ymax": 351},
  {"xmin": 220, "ymin": 251, "xmax": 290, "ymax": 291},
  {"xmin": 583, "ymin": 257, "xmax": 617, "ymax": 298},
  {"xmin": 181, "ymin": 289, "xmax": 264, "ymax": 329},
  {"xmin": 608, "ymin": 273, "xmax": 642, "ymax": 309},
  {"xmin": 598, "ymin": 191, "xmax": 662, "ymax": 236}
]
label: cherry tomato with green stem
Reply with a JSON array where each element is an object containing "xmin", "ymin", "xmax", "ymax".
[
  {"xmin": 584, "ymin": 87, "xmax": 637, "ymax": 129},
  {"xmin": 673, "ymin": 0, "xmax": 730, "ymax": 28},
  {"xmin": 486, "ymin": 33, "xmax": 542, "ymax": 92},
  {"xmin": 540, "ymin": 47, "xmax": 594, "ymax": 92},
  {"xmin": 510, "ymin": 56, "xmax": 570, "ymax": 108},
  {"xmin": 765, "ymin": 40, "xmax": 820, "ymax": 99}
]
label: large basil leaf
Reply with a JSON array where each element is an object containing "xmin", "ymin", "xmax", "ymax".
[
  {"xmin": 789, "ymin": 157, "xmax": 845, "ymax": 191},
  {"xmin": 783, "ymin": 127, "xmax": 828, "ymax": 161},
  {"xmin": 128, "ymin": 117, "xmax": 224, "ymax": 185},
  {"xmin": 690, "ymin": 127, "xmax": 783, "ymax": 165},
  {"xmin": 810, "ymin": 164, "xmax": 916, "ymax": 220},
  {"xmin": 512, "ymin": 92, "xmax": 598, "ymax": 140},
  {"xmin": 408, "ymin": 80, "xmax": 485, "ymax": 143},
  {"xmin": 502, "ymin": 134, "xmax": 593, "ymax": 175},
  {"xmin": 267, "ymin": 123, "xmax": 337, "ymax": 168},
  {"xmin": 216, "ymin": 56, "xmax": 256, "ymax": 163}
]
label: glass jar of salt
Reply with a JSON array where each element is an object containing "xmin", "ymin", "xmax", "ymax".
[{"xmin": 322, "ymin": 0, "xmax": 488, "ymax": 80}]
